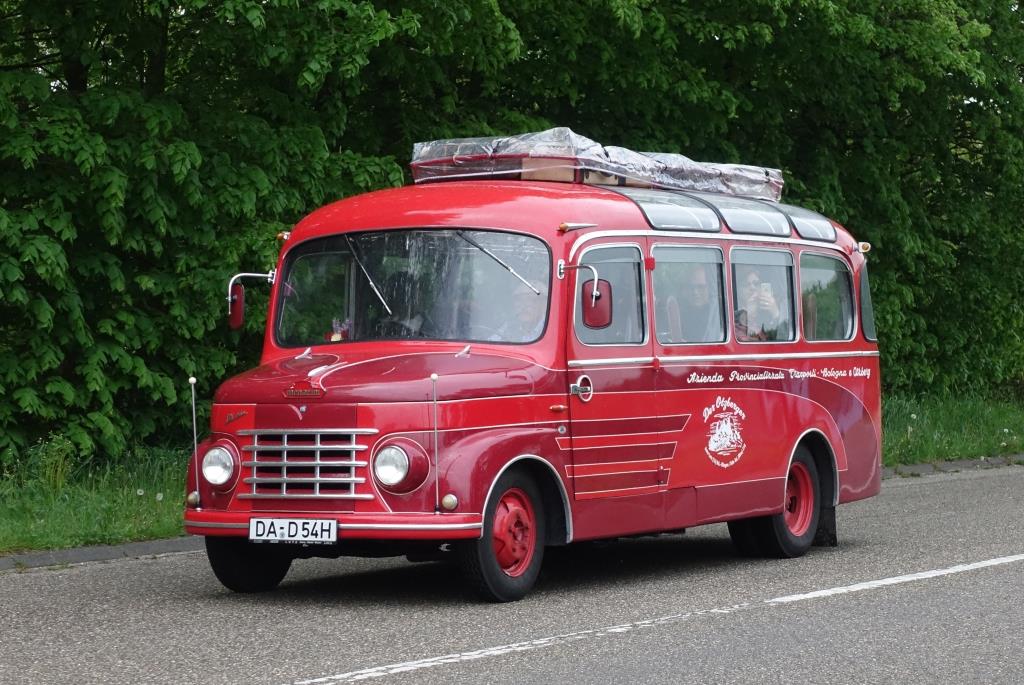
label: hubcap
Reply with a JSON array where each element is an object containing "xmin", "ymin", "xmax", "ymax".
[
  {"xmin": 491, "ymin": 487, "xmax": 536, "ymax": 577},
  {"xmin": 784, "ymin": 461, "xmax": 814, "ymax": 536}
]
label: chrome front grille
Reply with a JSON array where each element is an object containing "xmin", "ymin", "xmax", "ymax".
[{"xmin": 238, "ymin": 428, "xmax": 378, "ymax": 500}]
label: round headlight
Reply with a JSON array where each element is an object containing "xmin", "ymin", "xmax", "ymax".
[
  {"xmin": 374, "ymin": 445, "xmax": 409, "ymax": 487},
  {"xmin": 202, "ymin": 446, "xmax": 234, "ymax": 486}
]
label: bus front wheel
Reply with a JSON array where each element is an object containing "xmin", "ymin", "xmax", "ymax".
[
  {"xmin": 205, "ymin": 536, "xmax": 292, "ymax": 593},
  {"xmin": 457, "ymin": 469, "xmax": 545, "ymax": 602}
]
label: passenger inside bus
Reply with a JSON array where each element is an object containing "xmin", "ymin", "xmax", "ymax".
[
  {"xmin": 495, "ymin": 281, "xmax": 546, "ymax": 342},
  {"xmin": 735, "ymin": 265, "xmax": 781, "ymax": 341},
  {"xmin": 677, "ymin": 264, "xmax": 723, "ymax": 343}
]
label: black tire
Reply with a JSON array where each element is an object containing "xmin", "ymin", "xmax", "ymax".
[
  {"xmin": 457, "ymin": 469, "xmax": 545, "ymax": 602},
  {"xmin": 762, "ymin": 446, "xmax": 821, "ymax": 558},
  {"xmin": 205, "ymin": 537, "xmax": 292, "ymax": 593},
  {"xmin": 727, "ymin": 518, "xmax": 765, "ymax": 557},
  {"xmin": 727, "ymin": 446, "xmax": 821, "ymax": 559}
]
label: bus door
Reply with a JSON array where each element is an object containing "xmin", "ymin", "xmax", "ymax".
[
  {"xmin": 564, "ymin": 241, "xmax": 665, "ymax": 539},
  {"xmin": 648, "ymin": 242, "xmax": 729, "ymax": 528}
]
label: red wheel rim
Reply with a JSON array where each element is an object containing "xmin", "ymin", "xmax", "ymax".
[
  {"xmin": 784, "ymin": 461, "xmax": 814, "ymax": 536},
  {"xmin": 491, "ymin": 487, "xmax": 537, "ymax": 577}
]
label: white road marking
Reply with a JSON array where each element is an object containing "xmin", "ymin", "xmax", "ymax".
[
  {"xmin": 767, "ymin": 553, "xmax": 1024, "ymax": 604},
  {"xmin": 288, "ymin": 553, "xmax": 1024, "ymax": 685},
  {"xmin": 291, "ymin": 604, "xmax": 755, "ymax": 684}
]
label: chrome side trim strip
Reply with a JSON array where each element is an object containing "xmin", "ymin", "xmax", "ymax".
[
  {"xmin": 568, "ymin": 357, "xmax": 655, "ymax": 368},
  {"xmin": 567, "ymin": 350, "xmax": 878, "ymax": 368},
  {"xmin": 237, "ymin": 493, "xmax": 375, "ymax": 500},
  {"xmin": 575, "ymin": 483, "xmax": 661, "ymax": 495},
  {"xmin": 238, "ymin": 428, "xmax": 380, "ymax": 435},
  {"xmin": 185, "ymin": 520, "xmax": 481, "ymax": 531},
  {"xmin": 657, "ymin": 351, "xmax": 880, "ymax": 363},
  {"xmin": 696, "ymin": 476, "xmax": 784, "ymax": 488},
  {"xmin": 336, "ymin": 523, "xmax": 483, "ymax": 531}
]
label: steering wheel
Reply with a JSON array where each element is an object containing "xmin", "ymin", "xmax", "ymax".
[{"xmin": 376, "ymin": 319, "xmax": 420, "ymax": 338}]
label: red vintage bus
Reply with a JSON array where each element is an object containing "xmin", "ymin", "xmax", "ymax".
[{"xmin": 184, "ymin": 130, "xmax": 881, "ymax": 601}]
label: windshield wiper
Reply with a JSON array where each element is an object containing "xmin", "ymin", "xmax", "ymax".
[
  {"xmin": 456, "ymin": 231, "xmax": 540, "ymax": 294},
  {"xmin": 345, "ymin": 235, "xmax": 392, "ymax": 316}
]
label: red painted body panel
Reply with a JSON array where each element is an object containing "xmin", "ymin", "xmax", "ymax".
[{"xmin": 184, "ymin": 179, "xmax": 882, "ymax": 551}]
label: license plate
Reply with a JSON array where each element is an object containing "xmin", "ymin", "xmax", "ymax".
[{"xmin": 249, "ymin": 518, "xmax": 337, "ymax": 544}]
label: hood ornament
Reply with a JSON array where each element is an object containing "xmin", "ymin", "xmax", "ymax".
[{"xmin": 284, "ymin": 379, "xmax": 323, "ymax": 398}]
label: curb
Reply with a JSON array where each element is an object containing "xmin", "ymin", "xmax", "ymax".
[
  {"xmin": 3, "ymin": 456, "xmax": 1022, "ymax": 572},
  {"xmin": 881, "ymin": 455, "xmax": 1023, "ymax": 480},
  {"xmin": 0, "ymin": 536, "xmax": 203, "ymax": 572}
]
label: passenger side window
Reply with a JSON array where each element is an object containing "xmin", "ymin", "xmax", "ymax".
[
  {"xmin": 800, "ymin": 254, "xmax": 854, "ymax": 341},
  {"xmin": 575, "ymin": 246, "xmax": 646, "ymax": 345},
  {"xmin": 731, "ymin": 249, "xmax": 795, "ymax": 342},
  {"xmin": 652, "ymin": 246, "xmax": 726, "ymax": 344}
]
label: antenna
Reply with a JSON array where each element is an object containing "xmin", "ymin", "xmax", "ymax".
[{"xmin": 189, "ymin": 376, "xmax": 200, "ymax": 507}]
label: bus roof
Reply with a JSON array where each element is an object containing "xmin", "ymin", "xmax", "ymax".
[{"xmin": 292, "ymin": 180, "xmax": 849, "ymax": 246}]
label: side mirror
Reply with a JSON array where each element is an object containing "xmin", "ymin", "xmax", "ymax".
[
  {"xmin": 228, "ymin": 282, "xmax": 245, "ymax": 330},
  {"xmin": 226, "ymin": 269, "xmax": 274, "ymax": 331},
  {"xmin": 582, "ymin": 279, "xmax": 612, "ymax": 329}
]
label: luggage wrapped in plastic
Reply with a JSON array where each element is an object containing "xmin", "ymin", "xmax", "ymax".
[{"xmin": 410, "ymin": 127, "xmax": 783, "ymax": 201}]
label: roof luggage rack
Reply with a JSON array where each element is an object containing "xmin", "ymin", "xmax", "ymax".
[{"xmin": 410, "ymin": 127, "xmax": 784, "ymax": 202}]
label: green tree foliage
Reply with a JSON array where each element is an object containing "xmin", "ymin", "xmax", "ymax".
[
  {"xmin": 0, "ymin": 0, "xmax": 410, "ymax": 458},
  {"xmin": 1, "ymin": 1, "xmax": 1022, "ymax": 460}
]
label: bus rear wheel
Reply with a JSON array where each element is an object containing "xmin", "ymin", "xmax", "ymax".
[
  {"xmin": 728, "ymin": 446, "xmax": 821, "ymax": 559},
  {"xmin": 457, "ymin": 469, "xmax": 545, "ymax": 602},
  {"xmin": 205, "ymin": 536, "xmax": 292, "ymax": 593}
]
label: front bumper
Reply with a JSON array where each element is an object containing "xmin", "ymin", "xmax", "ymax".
[{"xmin": 185, "ymin": 509, "xmax": 483, "ymax": 540}]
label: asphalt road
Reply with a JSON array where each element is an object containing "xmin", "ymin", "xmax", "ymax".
[{"xmin": 2, "ymin": 466, "xmax": 1022, "ymax": 685}]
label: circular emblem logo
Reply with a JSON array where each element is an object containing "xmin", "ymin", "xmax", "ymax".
[{"xmin": 702, "ymin": 396, "xmax": 747, "ymax": 468}]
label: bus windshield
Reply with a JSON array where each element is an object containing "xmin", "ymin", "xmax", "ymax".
[{"xmin": 275, "ymin": 229, "xmax": 551, "ymax": 347}]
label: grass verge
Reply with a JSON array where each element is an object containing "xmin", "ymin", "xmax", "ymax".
[
  {"xmin": 0, "ymin": 393, "xmax": 1021, "ymax": 555},
  {"xmin": 883, "ymin": 394, "xmax": 1023, "ymax": 464},
  {"xmin": 0, "ymin": 439, "xmax": 185, "ymax": 555}
]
